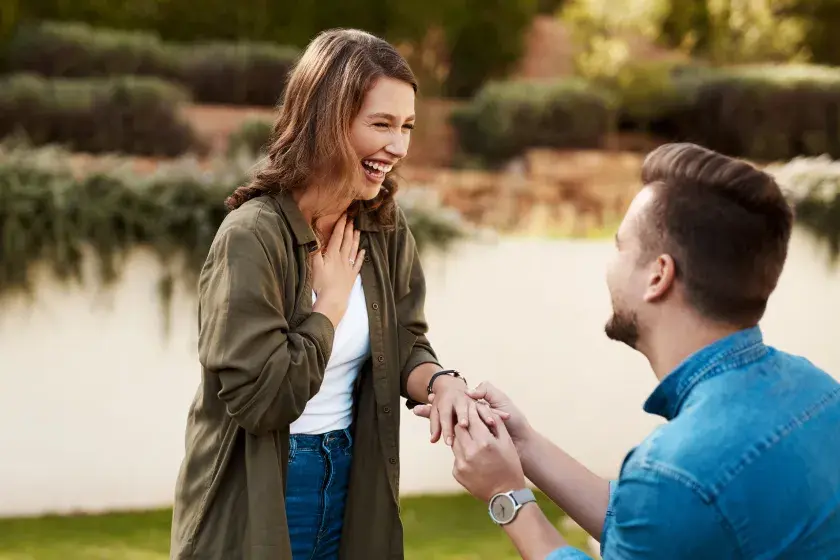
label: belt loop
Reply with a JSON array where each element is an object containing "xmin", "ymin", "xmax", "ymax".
[{"xmin": 289, "ymin": 435, "xmax": 297, "ymax": 460}]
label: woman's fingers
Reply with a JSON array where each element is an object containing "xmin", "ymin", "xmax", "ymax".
[
  {"xmin": 326, "ymin": 214, "xmax": 347, "ymax": 254},
  {"xmin": 340, "ymin": 217, "xmax": 355, "ymax": 258},
  {"xmin": 348, "ymin": 229, "xmax": 361, "ymax": 265}
]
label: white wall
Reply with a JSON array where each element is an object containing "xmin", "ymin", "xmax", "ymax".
[{"xmin": 1, "ymin": 231, "xmax": 838, "ymax": 517}]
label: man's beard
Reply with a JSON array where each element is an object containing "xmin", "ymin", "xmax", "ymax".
[{"xmin": 605, "ymin": 308, "xmax": 641, "ymax": 349}]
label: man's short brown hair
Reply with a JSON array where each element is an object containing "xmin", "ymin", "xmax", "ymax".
[{"xmin": 640, "ymin": 143, "xmax": 794, "ymax": 326}]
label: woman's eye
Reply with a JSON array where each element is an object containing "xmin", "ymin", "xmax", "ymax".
[
  {"xmin": 403, "ymin": 124, "xmax": 415, "ymax": 131},
  {"xmin": 374, "ymin": 123, "xmax": 389, "ymax": 129}
]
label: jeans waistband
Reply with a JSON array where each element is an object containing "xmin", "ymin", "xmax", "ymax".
[{"xmin": 289, "ymin": 427, "xmax": 353, "ymax": 453}]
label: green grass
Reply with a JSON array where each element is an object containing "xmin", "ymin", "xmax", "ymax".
[{"xmin": 0, "ymin": 492, "xmax": 591, "ymax": 560}]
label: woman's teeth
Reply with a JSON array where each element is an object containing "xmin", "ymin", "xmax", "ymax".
[{"xmin": 363, "ymin": 160, "xmax": 392, "ymax": 174}]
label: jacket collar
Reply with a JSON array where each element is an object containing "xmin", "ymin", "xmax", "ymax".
[
  {"xmin": 272, "ymin": 191, "xmax": 381, "ymax": 244},
  {"xmin": 273, "ymin": 191, "xmax": 317, "ymax": 247},
  {"xmin": 643, "ymin": 326, "xmax": 768, "ymax": 420},
  {"xmin": 355, "ymin": 203, "xmax": 381, "ymax": 232}
]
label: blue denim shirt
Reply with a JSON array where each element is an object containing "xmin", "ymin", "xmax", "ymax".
[{"xmin": 547, "ymin": 327, "xmax": 840, "ymax": 559}]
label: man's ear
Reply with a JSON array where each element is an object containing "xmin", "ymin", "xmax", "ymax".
[{"xmin": 644, "ymin": 253, "xmax": 676, "ymax": 303}]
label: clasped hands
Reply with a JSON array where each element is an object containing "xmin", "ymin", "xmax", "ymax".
[{"xmin": 414, "ymin": 380, "xmax": 530, "ymax": 503}]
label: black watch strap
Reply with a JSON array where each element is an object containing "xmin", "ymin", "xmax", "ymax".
[{"xmin": 427, "ymin": 369, "xmax": 465, "ymax": 394}]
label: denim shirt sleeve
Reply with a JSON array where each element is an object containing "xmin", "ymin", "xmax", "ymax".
[
  {"xmin": 598, "ymin": 465, "xmax": 740, "ymax": 558},
  {"xmin": 543, "ymin": 480, "xmax": 619, "ymax": 560}
]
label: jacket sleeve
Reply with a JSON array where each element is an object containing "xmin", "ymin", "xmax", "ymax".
[
  {"xmin": 391, "ymin": 207, "xmax": 442, "ymax": 401},
  {"xmin": 197, "ymin": 223, "xmax": 334, "ymax": 435}
]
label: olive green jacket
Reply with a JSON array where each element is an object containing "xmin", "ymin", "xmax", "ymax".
[{"xmin": 170, "ymin": 192, "xmax": 441, "ymax": 559}]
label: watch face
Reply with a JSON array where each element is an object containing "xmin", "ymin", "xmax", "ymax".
[{"xmin": 489, "ymin": 494, "xmax": 516, "ymax": 524}]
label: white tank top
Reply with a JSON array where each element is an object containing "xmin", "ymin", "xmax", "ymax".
[{"xmin": 289, "ymin": 274, "xmax": 370, "ymax": 434}]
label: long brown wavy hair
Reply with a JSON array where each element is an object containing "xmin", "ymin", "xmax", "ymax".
[{"xmin": 225, "ymin": 28, "xmax": 418, "ymax": 231}]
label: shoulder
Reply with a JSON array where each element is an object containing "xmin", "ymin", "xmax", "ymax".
[
  {"xmin": 206, "ymin": 196, "xmax": 293, "ymax": 271},
  {"xmin": 216, "ymin": 196, "xmax": 291, "ymax": 247},
  {"xmin": 629, "ymin": 353, "xmax": 840, "ymax": 496}
]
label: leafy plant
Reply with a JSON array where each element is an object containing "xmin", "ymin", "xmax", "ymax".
[
  {"xmin": 766, "ymin": 155, "xmax": 840, "ymax": 261},
  {"xmin": 0, "ymin": 74, "xmax": 203, "ymax": 156},
  {"xmin": 451, "ymin": 78, "xmax": 616, "ymax": 165},
  {"xmin": 0, "ymin": 144, "xmax": 466, "ymax": 325}
]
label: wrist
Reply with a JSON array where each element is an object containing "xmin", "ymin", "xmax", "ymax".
[
  {"xmin": 430, "ymin": 372, "xmax": 467, "ymax": 394},
  {"xmin": 312, "ymin": 300, "xmax": 343, "ymax": 327},
  {"xmin": 516, "ymin": 425, "xmax": 541, "ymax": 466}
]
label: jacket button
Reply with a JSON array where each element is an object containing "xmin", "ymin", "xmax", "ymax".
[
  {"xmin": 372, "ymin": 302, "xmax": 379, "ymax": 310},
  {"xmin": 383, "ymin": 406, "xmax": 391, "ymax": 413},
  {"xmin": 377, "ymin": 355, "xmax": 385, "ymax": 363},
  {"xmin": 389, "ymin": 457, "xmax": 397, "ymax": 464}
]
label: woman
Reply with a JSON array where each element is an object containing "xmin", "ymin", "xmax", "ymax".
[{"xmin": 170, "ymin": 29, "xmax": 481, "ymax": 560}]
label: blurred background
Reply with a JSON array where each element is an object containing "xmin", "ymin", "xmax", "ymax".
[{"xmin": 1, "ymin": 0, "xmax": 840, "ymax": 558}]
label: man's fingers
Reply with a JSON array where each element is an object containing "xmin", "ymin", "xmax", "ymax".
[
  {"xmin": 467, "ymin": 383, "xmax": 487, "ymax": 400},
  {"xmin": 468, "ymin": 381, "xmax": 501, "ymax": 405},
  {"xmin": 413, "ymin": 404, "xmax": 432, "ymax": 419},
  {"xmin": 452, "ymin": 424, "xmax": 474, "ymax": 457},
  {"xmin": 491, "ymin": 409, "xmax": 512, "ymax": 440},
  {"xmin": 466, "ymin": 402, "xmax": 494, "ymax": 443},
  {"xmin": 475, "ymin": 402, "xmax": 497, "ymax": 428}
]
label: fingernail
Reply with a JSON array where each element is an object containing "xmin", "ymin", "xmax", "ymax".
[{"xmin": 446, "ymin": 437, "xmax": 453, "ymax": 446}]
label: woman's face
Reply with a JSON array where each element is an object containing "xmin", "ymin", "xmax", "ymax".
[{"xmin": 349, "ymin": 76, "xmax": 416, "ymax": 200}]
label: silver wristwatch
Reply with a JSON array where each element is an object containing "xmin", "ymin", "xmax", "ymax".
[{"xmin": 488, "ymin": 488, "xmax": 536, "ymax": 525}]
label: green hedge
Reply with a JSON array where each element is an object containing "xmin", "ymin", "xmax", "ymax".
[
  {"xmin": 614, "ymin": 63, "xmax": 840, "ymax": 161},
  {"xmin": 0, "ymin": 144, "xmax": 465, "ymax": 313},
  {"xmin": 450, "ymin": 79, "xmax": 615, "ymax": 164},
  {"xmin": 2, "ymin": 22, "xmax": 299, "ymax": 106},
  {"xmin": 176, "ymin": 42, "xmax": 298, "ymax": 106},
  {"xmin": 15, "ymin": 1, "xmax": 536, "ymax": 100},
  {"xmin": 1, "ymin": 21, "xmax": 179, "ymax": 78},
  {"xmin": 226, "ymin": 117, "xmax": 273, "ymax": 158},
  {"xmin": 0, "ymin": 74, "xmax": 202, "ymax": 156}
]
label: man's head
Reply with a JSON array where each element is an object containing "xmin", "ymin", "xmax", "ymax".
[{"xmin": 605, "ymin": 143, "xmax": 794, "ymax": 350}]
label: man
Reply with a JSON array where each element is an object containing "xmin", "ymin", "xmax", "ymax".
[{"xmin": 415, "ymin": 143, "xmax": 840, "ymax": 559}]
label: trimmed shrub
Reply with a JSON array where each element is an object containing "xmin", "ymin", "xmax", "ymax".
[
  {"xmin": 2, "ymin": 21, "xmax": 300, "ymax": 107},
  {"xmin": 766, "ymin": 156, "xmax": 840, "ymax": 261},
  {"xmin": 0, "ymin": 144, "xmax": 466, "ymax": 308},
  {"xmin": 450, "ymin": 79, "xmax": 615, "ymax": 164},
  {"xmin": 1, "ymin": 21, "xmax": 178, "ymax": 78},
  {"xmin": 0, "ymin": 74, "xmax": 202, "ymax": 157},
  {"xmin": 226, "ymin": 118, "xmax": 273, "ymax": 158},
  {"xmin": 604, "ymin": 60, "xmax": 713, "ymax": 135},
  {"xmin": 617, "ymin": 64, "xmax": 840, "ymax": 161},
  {"xmin": 674, "ymin": 65, "xmax": 840, "ymax": 161},
  {"xmin": 177, "ymin": 42, "xmax": 298, "ymax": 106}
]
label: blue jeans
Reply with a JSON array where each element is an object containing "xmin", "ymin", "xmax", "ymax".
[{"xmin": 285, "ymin": 428, "xmax": 353, "ymax": 560}]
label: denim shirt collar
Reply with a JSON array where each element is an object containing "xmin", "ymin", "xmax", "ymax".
[{"xmin": 644, "ymin": 326, "xmax": 769, "ymax": 420}]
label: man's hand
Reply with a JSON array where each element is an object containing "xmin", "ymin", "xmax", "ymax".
[
  {"xmin": 451, "ymin": 404, "xmax": 526, "ymax": 502},
  {"xmin": 415, "ymin": 381, "xmax": 532, "ymax": 448},
  {"xmin": 467, "ymin": 382, "xmax": 533, "ymax": 446},
  {"xmin": 413, "ymin": 380, "xmax": 509, "ymax": 447}
]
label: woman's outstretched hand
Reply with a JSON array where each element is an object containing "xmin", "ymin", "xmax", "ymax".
[
  {"xmin": 311, "ymin": 214, "xmax": 364, "ymax": 327},
  {"xmin": 413, "ymin": 376, "xmax": 510, "ymax": 446}
]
